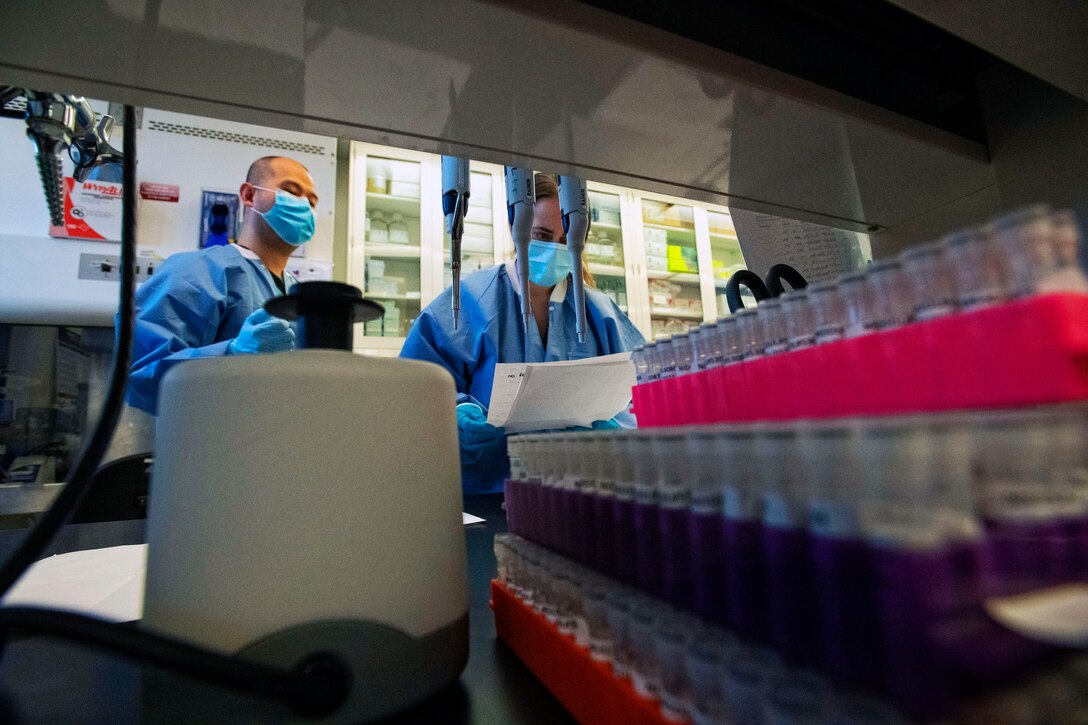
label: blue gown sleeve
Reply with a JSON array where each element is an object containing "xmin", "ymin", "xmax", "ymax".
[
  {"xmin": 123, "ymin": 255, "xmax": 232, "ymax": 415},
  {"xmin": 400, "ymin": 297, "xmax": 485, "ymax": 410}
]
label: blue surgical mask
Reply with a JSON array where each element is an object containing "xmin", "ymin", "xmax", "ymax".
[
  {"xmin": 250, "ymin": 185, "xmax": 315, "ymax": 246},
  {"xmin": 528, "ymin": 239, "xmax": 573, "ymax": 286}
]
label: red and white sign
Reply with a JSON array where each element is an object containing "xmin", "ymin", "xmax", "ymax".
[
  {"xmin": 49, "ymin": 177, "xmax": 122, "ymax": 241},
  {"xmin": 139, "ymin": 182, "xmax": 180, "ymax": 202}
]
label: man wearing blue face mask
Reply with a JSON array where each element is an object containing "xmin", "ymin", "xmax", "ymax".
[
  {"xmin": 122, "ymin": 156, "xmax": 318, "ymax": 415},
  {"xmin": 401, "ymin": 173, "xmax": 644, "ymax": 494}
]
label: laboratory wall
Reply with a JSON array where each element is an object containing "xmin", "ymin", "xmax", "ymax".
[{"xmin": 0, "ymin": 106, "xmax": 337, "ymax": 326}]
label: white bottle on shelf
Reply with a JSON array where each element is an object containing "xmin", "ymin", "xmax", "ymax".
[
  {"xmin": 389, "ymin": 213, "xmax": 409, "ymax": 244},
  {"xmin": 370, "ymin": 211, "xmax": 389, "ymax": 243}
]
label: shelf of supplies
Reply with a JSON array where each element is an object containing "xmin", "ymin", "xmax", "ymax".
[
  {"xmin": 369, "ymin": 292, "xmax": 421, "ymax": 302},
  {"xmin": 589, "ymin": 219, "xmax": 622, "ymax": 231},
  {"xmin": 365, "ymin": 192, "xmax": 421, "ymax": 217},
  {"xmin": 642, "ymin": 221, "xmax": 696, "ymax": 235},
  {"xmin": 365, "ymin": 243, "xmax": 420, "ymax": 258},
  {"xmin": 709, "ymin": 231, "xmax": 739, "ymax": 241},
  {"xmin": 650, "ymin": 307, "xmax": 704, "ymax": 320},
  {"xmin": 587, "ymin": 263, "xmax": 626, "ymax": 277},
  {"xmin": 647, "ymin": 270, "xmax": 701, "ymax": 284}
]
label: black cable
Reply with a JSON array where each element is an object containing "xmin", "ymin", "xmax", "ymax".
[
  {"xmin": 0, "ymin": 106, "xmax": 138, "ymax": 596},
  {"xmin": 0, "ymin": 608, "xmax": 350, "ymax": 717}
]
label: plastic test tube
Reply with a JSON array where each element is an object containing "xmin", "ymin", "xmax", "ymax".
[
  {"xmin": 989, "ymin": 204, "xmax": 1058, "ymax": 298},
  {"xmin": 606, "ymin": 588, "xmax": 636, "ymax": 680},
  {"xmin": 723, "ymin": 646, "xmax": 781, "ymax": 724},
  {"xmin": 721, "ymin": 429, "xmax": 767, "ymax": 638},
  {"xmin": 941, "ymin": 225, "xmax": 1008, "ymax": 309},
  {"xmin": 686, "ymin": 428, "xmax": 728, "ymax": 622},
  {"xmin": 582, "ymin": 578, "xmax": 614, "ymax": 663},
  {"xmin": 734, "ymin": 308, "xmax": 765, "ymax": 360},
  {"xmin": 592, "ymin": 433, "xmax": 619, "ymax": 578},
  {"xmin": 655, "ymin": 615, "xmax": 697, "ymax": 722},
  {"xmin": 838, "ymin": 271, "xmax": 869, "ymax": 338},
  {"xmin": 571, "ymin": 434, "xmax": 599, "ymax": 566},
  {"xmin": 1047, "ymin": 209, "xmax": 1088, "ymax": 293},
  {"xmin": 632, "ymin": 432, "xmax": 663, "ymax": 598},
  {"xmin": 861, "ymin": 419, "xmax": 970, "ymax": 717},
  {"xmin": 686, "ymin": 628, "xmax": 736, "ymax": 725},
  {"xmin": 900, "ymin": 243, "xmax": 956, "ymax": 321},
  {"xmin": 627, "ymin": 597, "xmax": 663, "ymax": 700},
  {"xmin": 758, "ymin": 425, "xmax": 818, "ymax": 666},
  {"xmin": 655, "ymin": 433, "xmax": 694, "ymax": 609},
  {"xmin": 863, "ymin": 259, "xmax": 911, "ymax": 331},
  {"xmin": 974, "ymin": 410, "xmax": 1077, "ymax": 593},
  {"xmin": 808, "ymin": 282, "xmax": 846, "ymax": 344},
  {"xmin": 781, "ymin": 290, "xmax": 815, "ymax": 351},
  {"xmin": 758, "ymin": 298, "xmax": 788, "ymax": 355},
  {"xmin": 612, "ymin": 433, "xmax": 639, "ymax": 585},
  {"xmin": 804, "ymin": 422, "xmax": 879, "ymax": 687}
]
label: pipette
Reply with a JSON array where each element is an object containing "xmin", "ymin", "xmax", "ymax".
[
  {"xmin": 441, "ymin": 156, "xmax": 470, "ymax": 329},
  {"xmin": 558, "ymin": 175, "xmax": 590, "ymax": 343},
  {"xmin": 505, "ymin": 166, "xmax": 536, "ymax": 358}
]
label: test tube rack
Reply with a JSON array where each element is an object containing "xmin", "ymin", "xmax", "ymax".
[{"xmin": 633, "ymin": 293, "xmax": 1088, "ymax": 426}]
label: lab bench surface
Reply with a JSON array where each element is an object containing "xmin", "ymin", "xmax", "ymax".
[{"xmin": 0, "ymin": 494, "xmax": 576, "ymax": 724}]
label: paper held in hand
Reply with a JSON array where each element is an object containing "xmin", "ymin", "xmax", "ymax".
[{"xmin": 486, "ymin": 352, "xmax": 636, "ymax": 434}]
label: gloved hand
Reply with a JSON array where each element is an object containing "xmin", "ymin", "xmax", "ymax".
[
  {"xmin": 227, "ymin": 308, "xmax": 295, "ymax": 355},
  {"xmin": 591, "ymin": 418, "xmax": 622, "ymax": 431},
  {"xmin": 457, "ymin": 403, "xmax": 505, "ymax": 464}
]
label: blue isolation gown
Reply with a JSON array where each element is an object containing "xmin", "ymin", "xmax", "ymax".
[
  {"xmin": 123, "ymin": 244, "xmax": 296, "ymax": 415},
  {"xmin": 401, "ymin": 261, "xmax": 644, "ymax": 494}
]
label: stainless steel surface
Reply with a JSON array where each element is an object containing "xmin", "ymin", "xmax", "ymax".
[{"xmin": 0, "ymin": 0, "xmax": 994, "ymax": 232}]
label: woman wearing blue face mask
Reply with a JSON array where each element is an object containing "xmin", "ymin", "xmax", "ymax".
[
  {"xmin": 401, "ymin": 173, "xmax": 645, "ymax": 495},
  {"xmin": 121, "ymin": 155, "xmax": 318, "ymax": 415}
]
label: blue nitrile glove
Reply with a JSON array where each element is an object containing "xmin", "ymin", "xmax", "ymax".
[
  {"xmin": 457, "ymin": 403, "xmax": 505, "ymax": 464},
  {"xmin": 227, "ymin": 308, "xmax": 295, "ymax": 355},
  {"xmin": 591, "ymin": 418, "xmax": 622, "ymax": 431}
]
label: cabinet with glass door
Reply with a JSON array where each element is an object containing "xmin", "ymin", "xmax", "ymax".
[
  {"xmin": 706, "ymin": 209, "xmax": 749, "ymax": 318},
  {"xmin": 585, "ymin": 188, "xmax": 630, "ymax": 314},
  {"xmin": 640, "ymin": 198, "xmax": 704, "ymax": 339},
  {"xmin": 348, "ymin": 144, "xmax": 440, "ymax": 355},
  {"xmin": 442, "ymin": 167, "xmax": 504, "ymax": 292}
]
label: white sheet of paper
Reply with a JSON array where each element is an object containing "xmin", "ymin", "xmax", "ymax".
[
  {"xmin": 985, "ymin": 583, "xmax": 1088, "ymax": 647},
  {"xmin": 462, "ymin": 512, "xmax": 485, "ymax": 525},
  {"xmin": 1, "ymin": 544, "xmax": 147, "ymax": 623},
  {"xmin": 486, "ymin": 352, "xmax": 635, "ymax": 434}
]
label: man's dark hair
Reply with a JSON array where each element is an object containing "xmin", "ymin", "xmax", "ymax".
[{"xmin": 246, "ymin": 156, "xmax": 309, "ymax": 185}]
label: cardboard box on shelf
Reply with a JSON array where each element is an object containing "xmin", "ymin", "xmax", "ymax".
[{"xmin": 643, "ymin": 227, "xmax": 668, "ymax": 244}]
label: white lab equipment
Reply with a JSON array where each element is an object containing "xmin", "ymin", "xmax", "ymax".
[{"xmin": 143, "ymin": 282, "xmax": 469, "ymax": 723}]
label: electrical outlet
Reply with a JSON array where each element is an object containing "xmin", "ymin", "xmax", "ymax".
[{"xmin": 78, "ymin": 253, "xmax": 160, "ymax": 283}]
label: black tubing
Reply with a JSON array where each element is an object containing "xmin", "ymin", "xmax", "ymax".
[
  {"xmin": 0, "ymin": 608, "xmax": 350, "ymax": 717},
  {"xmin": 0, "ymin": 105, "xmax": 137, "ymax": 596},
  {"xmin": 724, "ymin": 269, "xmax": 771, "ymax": 313},
  {"xmin": 765, "ymin": 263, "xmax": 809, "ymax": 296}
]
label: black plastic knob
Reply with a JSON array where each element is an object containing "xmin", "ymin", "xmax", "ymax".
[{"xmin": 264, "ymin": 281, "xmax": 384, "ymax": 351}]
